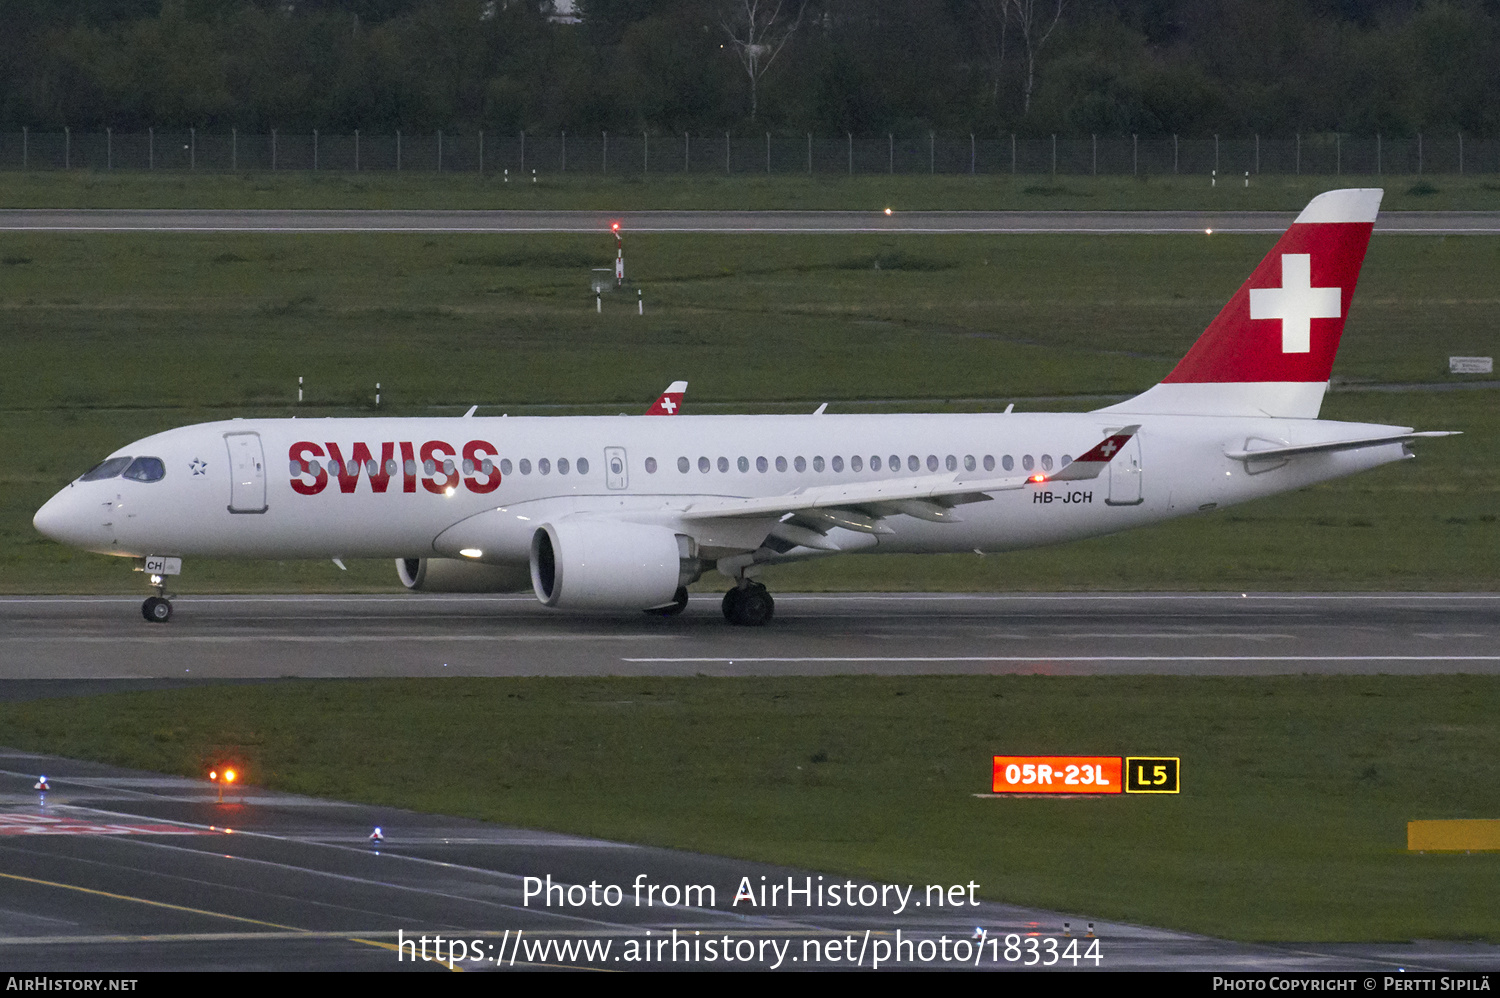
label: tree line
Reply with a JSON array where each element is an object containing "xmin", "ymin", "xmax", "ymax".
[{"xmin": 2, "ymin": 0, "xmax": 1497, "ymax": 138}]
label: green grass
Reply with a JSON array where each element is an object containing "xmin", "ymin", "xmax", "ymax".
[
  {"xmin": 2, "ymin": 230, "xmax": 1494, "ymax": 593},
  {"xmin": 0, "ymin": 675, "xmax": 1494, "ymax": 942},
  {"xmin": 6, "ymin": 170, "xmax": 1500, "ymax": 211}
]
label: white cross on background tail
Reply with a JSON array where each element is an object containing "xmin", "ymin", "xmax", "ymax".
[{"xmin": 1248, "ymin": 253, "xmax": 1341, "ymax": 354}]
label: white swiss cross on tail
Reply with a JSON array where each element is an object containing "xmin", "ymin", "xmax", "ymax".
[{"xmin": 1249, "ymin": 254, "xmax": 1341, "ymax": 354}]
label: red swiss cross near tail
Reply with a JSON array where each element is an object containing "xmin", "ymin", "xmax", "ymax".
[
  {"xmin": 1162, "ymin": 189, "xmax": 1380, "ymax": 385},
  {"xmin": 645, "ymin": 381, "xmax": 688, "ymax": 416}
]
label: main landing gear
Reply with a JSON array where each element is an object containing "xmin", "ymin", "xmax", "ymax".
[{"xmin": 722, "ymin": 581, "xmax": 774, "ymax": 626}]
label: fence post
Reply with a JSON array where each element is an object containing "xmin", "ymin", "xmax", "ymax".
[
  {"xmin": 312, "ymin": 128, "xmax": 317, "ymax": 171},
  {"xmin": 107, "ymin": 127, "xmax": 112, "ymax": 170}
]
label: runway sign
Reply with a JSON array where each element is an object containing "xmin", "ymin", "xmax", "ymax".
[
  {"xmin": 0, "ymin": 813, "xmax": 214, "ymax": 836},
  {"xmin": 1123, "ymin": 757, "xmax": 1181, "ymax": 794},
  {"xmin": 991, "ymin": 756, "xmax": 1181, "ymax": 795},
  {"xmin": 991, "ymin": 756, "xmax": 1123, "ymax": 794}
]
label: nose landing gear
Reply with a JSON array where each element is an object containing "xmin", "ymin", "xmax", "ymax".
[
  {"xmin": 141, "ymin": 570, "xmax": 173, "ymax": 623},
  {"xmin": 722, "ymin": 581, "xmax": 774, "ymax": 626}
]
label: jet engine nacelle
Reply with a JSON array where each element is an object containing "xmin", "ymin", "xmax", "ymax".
[
  {"xmin": 396, "ymin": 557, "xmax": 532, "ymax": 593},
  {"xmin": 530, "ymin": 520, "xmax": 699, "ymax": 610}
]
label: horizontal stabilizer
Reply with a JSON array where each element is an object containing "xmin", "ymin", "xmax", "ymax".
[{"xmin": 1224, "ymin": 430, "xmax": 1458, "ymax": 462}]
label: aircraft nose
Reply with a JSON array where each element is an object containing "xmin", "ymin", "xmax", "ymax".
[{"xmin": 33, "ymin": 485, "xmax": 97, "ymax": 548}]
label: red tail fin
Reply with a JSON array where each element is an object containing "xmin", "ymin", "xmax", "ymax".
[{"xmin": 1101, "ymin": 188, "xmax": 1381, "ymax": 419}]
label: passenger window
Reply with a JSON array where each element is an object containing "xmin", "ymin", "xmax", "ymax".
[
  {"xmin": 964, "ymin": 455, "xmax": 976, "ymax": 472},
  {"xmin": 519, "ymin": 459, "xmax": 532, "ymax": 475},
  {"xmin": 558, "ymin": 458, "xmax": 570, "ymax": 474},
  {"xmin": 869, "ymin": 455, "xmax": 881, "ymax": 471},
  {"xmin": 500, "ymin": 459, "xmax": 513, "ymax": 475},
  {"xmin": 756, "ymin": 456, "xmax": 768, "ymax": 472},
  {"xmin": 907, "ymin": 455, "xmax": 919, "ymax": 472},
  {"xmin": 1002, "ymin": 455, "xmax": 1013, "ymax": 471},
  {"xmin": 311, "ymin": 459, "xmax": 324, "ymax": 476},
  {"xmin": 678, "ymin": 456, "xmax": 690, "ymax": 473},
  {"xmin": 776, "ymin": 456, "xmax": 787, "ymax": 472},
  {"xmin": 422, "ymin": 459, "xmax": 435, "ymax": 475},
  {"xmin": 890, "ymin": 455, "xmax": 901, "ymax": 472},
  {"xmin": 405, "ymin": 459, "xmax": 419, "ymax": 476},
  {"xmin": 645, "ymin": 457, "xmax": 658, "ymax": 473},
  {"xmin": 388, "ymin": 459, "xmax": 401, "ymax": 475},
  {"xmin": 718, "ymin": 457, "xmax": 729, "ymax": 473},
  {"xmin": 1061, "ymin": 455, "xmax": 1072, "ymax": 467},
  {"xmin": 983, "ymin": 455, "xmax": 995, "ymax": 472},
  {"xmin": 462, "ymin": 459, "xmax": 475, "ymax": 475},
  {"xmin": 945, "ymin": 455, "xmax": 957, "ymax": 472},
  {"xmin": 832, "ymin": 456, "xmax": 844, "ymax": 472},
  {"xmin": 80, "ymin": 456, "xmax": 133, "ymax": 482},
  {"xmin": 851, "ymin": 455, "xmax": 862, "ymax": 472},
  {"xmin": 1041, "ymin": 454, "xmax": 1053, "ymax": 471},
  {"xmin": 539, "ymin": 458, "xmax": 551, "ymax": 475},
  {"xmin": 1022, "ymin": 455, "xmax": 1034, "ymax": 471},
  {"xmin": 698, "ymin": 456, "xmax": 711, "ymax": 473},
  {"xmin": 812, "ymin": 456, "xmax": 824, "ymax": 472},
  {"xmin": 479, "ymin": 459, "xmax": 492, "ymax": 475},
  {"xmin": 577, "ymin": 457, "xmax": 589, "ymax": 475},
  {"xmin": 121, "ymin": 457, "xmax": 166, "ymax": 483},
  {"xmin": 443, "ymin": 459, "xmax": 456, "ymax": 476},
  {"xmin": 926, "ymin": 455, "xmax": 939, "ymax": 472},
  {"xmin": 738, "ymin": 456, "xmax": 749, "ymax": 473},
  {"xmin": 794, "ymin": 456, "xmax": 807, "ymax": 472}
]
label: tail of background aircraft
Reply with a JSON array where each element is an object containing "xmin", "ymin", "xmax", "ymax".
[
  {"xmin": 1099, "ymin": 188, "xmax": 1382, "ymax": 420},
  {"xmin": 645, "ymin": 381, "xmax": 688, "ymax": 415}
]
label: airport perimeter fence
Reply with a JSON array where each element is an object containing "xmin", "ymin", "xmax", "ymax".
[{"xmin": 1, "ymin": 129, "xmax": 1496, "ymax": 177}]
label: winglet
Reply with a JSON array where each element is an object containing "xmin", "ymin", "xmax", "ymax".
[
  {"xmin": 645, "ymin": 381, "xmax": 688, "ymax": 416},
  {"xmin": 1044, "ymin": 425, "xmax": 1139, "ymax": 482}
]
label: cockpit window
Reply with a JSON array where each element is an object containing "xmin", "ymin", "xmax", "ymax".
[
  {"xmin": 79, "ymin": 456, "xmax": 132, "ymax": 482},
  {"xmin": 121, "ymin": 457, "xmax": 166, "ymax": 483}
]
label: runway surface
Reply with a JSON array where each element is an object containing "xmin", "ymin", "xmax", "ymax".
[
  {"xmin": 4, "ymin": 208, "xmax": 1500, "ymax": 234},
  {"xmin": 2, "ymin": 592, "xmax": 1498, "ymax": 681},
  {"xmin": 2, "ymin": 749, "xmax": 1495, "ymax": 972}
]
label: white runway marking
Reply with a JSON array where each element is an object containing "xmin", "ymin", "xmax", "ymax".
[{"xmin": 623, "ymin": 655, "xmax": 1500, "ymax": 663}]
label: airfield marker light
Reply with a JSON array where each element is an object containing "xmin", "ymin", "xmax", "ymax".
[
  {"xmin": 1087, "ymin": 922, "xmax": 1095, "ymax": 938},
  {"xmin": 370, "ymin": 826, "xmax": 384, "ymax": 845},
  {"xmin": 596, "ymin": 293, "xmax": 601, "ymax": 314},
  {"xmin": 150, "ymin": 574, "xmax": 163, "ymax": 586},
  {"xmin": 884, "ymin": 207, "xmax": 892, "ymax": 216},
  {"xmin": 1063, "ymin": 921, "xmax": 1071, "ymax": 937},
  {"xmin": 638, "ymin": 289, "xmax": 643, "ymax": 315},
  {"xmin": 298, "ymin": 376, "xmax": 303, "ymax": 403},
  {"xmin": 34, "ymin": 776, "xmax": 48, "ymax": 792},
  {"xmin": 1205, "ymin": 228, "xmax": 1212, "ymax": 235}
]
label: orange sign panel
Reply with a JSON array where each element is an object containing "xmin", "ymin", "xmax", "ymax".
[{"xmin": 991, "ymin": 756, "xmax": 1123, "ymax": 794}]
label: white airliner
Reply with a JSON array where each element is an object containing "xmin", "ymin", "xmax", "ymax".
[{"xmin": 34, "ymin": 189, "xmax": 1454, "ymax": 625}]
